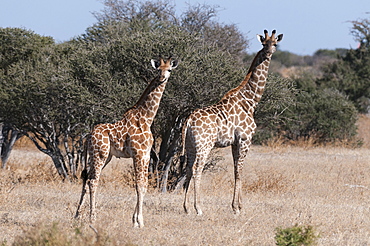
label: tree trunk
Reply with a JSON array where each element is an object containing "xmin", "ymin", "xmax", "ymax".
[
  {"xmin": 1, "ymin": 124, "xmax": 20, "ymax": 169},
  {"xmin": 28, "ymin": 133, "xmax": 69, "ymax": 180},
  {"xmin": 158, "ymin": 116, "xmax": 183, "ymax": 192},
  {"xmin": 0, "ymin": 123, "xmax": 4, "ymax": 168},
  {"xmin": 50, "ymin": 153, "xmax": 69, "ymax": 180},
  {"xmin": 63, "ymin": 134, "xmax": 77, "ymax": 179},
  {"xmin": 173, "ymin": 173, "xmax": 187, "ymax": 193},
  {"xmin": 149, "ymin": 147, "xmax": 159, "ymax": 188},
  {"xmin": 159, "ymin": 155, "xmax": 173, "ymax": 193}
]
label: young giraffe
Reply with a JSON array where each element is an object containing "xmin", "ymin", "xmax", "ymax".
[
  {"xmin": 181, "ymin": 30, "xmax": 283, "ymax": 215},
  {"xmin": 75, "ymin": 57, "xmax": 178, "ymax": 228}
]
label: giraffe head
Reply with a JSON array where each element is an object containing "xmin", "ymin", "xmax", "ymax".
[
  {"xmin": 151, "ymin": 57, "xmax": 179, "ymax": 82},
  {"xmin": 257, "ymin": 30, "xmax": 283, "ymax": 55}
]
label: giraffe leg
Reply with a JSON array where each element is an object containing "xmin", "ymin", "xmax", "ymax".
[
  {"xmin": 88, "ymin": 178, "xmax": 98, "ymax": 222},
  {"xmin": 231, "ymin": 140, "xmax": 250, "ymax": 214},
  {"xmin": 193, "ymin": 167, "xmax": 203, "ymax": 215},
  {"xmin": 192, "ymin": 156, "xmax": 207, "ymax": 216},
  {"xmin": 88, "ymin": 178, "xmax": 99, "ymax": 222},
  {"xmin": 75, "ymin": 170, "xmax": 88, "ymax": 219},
  {"xmin": 183, "ymin": 153, "xmax": 195, "ymax": 214},
  {"xmin": 87, "ymin": 159, "xmax": 105, "ymax": 223},
  {"xmin": 132, "ymin": 153, "xmax": 149, "ymax": 228}
]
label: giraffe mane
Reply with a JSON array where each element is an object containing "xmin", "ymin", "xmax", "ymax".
[{"xmin": 218, "ymin": 48, "xmax": 263, "ymax": 102}]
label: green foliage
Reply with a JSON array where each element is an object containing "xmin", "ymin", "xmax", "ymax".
[
  {"xmin": 275, "ymin": 224, "xmax": 318, "ymax": 246},
  {"xmin": 276, "ymin": 49, "xmax": 348, "ymax": 68},
  {"xmin": 254, "ymin": 75, "xmax": 298, "ymax": 143},
  {"xmin": 319, "ymin": 47, "xmax": 370, "ymax": 113},
  {"xmin": 0, "ymin": 27, "xmax": 54, "ymax": 73},
  {"xmin": 1, "ymin": 43, "xmax": 94, "ymax": 129},
  {"xmin": 294, "ymin": 71, "xmax": 318, "ymax": 93},
  {"xmin": 314, "ymin": 48, "xmax": 347, "ymax": 58},
  {"xmin": 254, "ymin": 75, "xmax": 358, "ymax": 144},
  {"xmin": 0, "ymin": 33, "xmax": 97, "ymax": 177},
  {"xmin": 290, "ymin": 89, "xmax": 358, "ymax": 142},
  {"xmin": 318, "ymin": 17, "xmax": 370, "ymax": 113},
  {"xmin": 272, "ymin": 50, "xmax": 310, "ymax": 67},
  {"xmin": 0, "ymin": 28, "xmax": 55, "ymax": 121}
]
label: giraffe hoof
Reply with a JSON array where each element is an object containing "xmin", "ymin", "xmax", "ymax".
[
  {"xmin": 233, "ymin": 209, "xmax": 241, "ymax": 215},
  {"xmin": 133, "ymin": 222, "xmax": 144, "ymax": 228},
  {"xmin": 89, "ymin": 215, "xmax": 96, "ymax": 224},
  {"xmin": 74, "ymin": 212, "xmax": 80, "ymax": 219}
]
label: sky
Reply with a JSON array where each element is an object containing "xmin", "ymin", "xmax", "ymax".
[{"xmin": 0, "ymin": 0, "xmax": 369, "ymax": 55}]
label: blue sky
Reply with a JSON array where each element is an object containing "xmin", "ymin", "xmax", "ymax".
[{"xmin": 1, "ymin": 0, "xmax": 369, "ymax": 55}]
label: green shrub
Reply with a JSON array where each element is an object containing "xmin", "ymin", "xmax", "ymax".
[
  {"xmin": 254, "ymin": 74, "xmax": 298, "ymax": 144},
  {"xmin": 255, "ymin": 75, "xmax": 359, "ymax": 144},
  {"xmin": 275, "ymin": 224, "xmax": 318, "ymax": 246},
  {"xmin": 288, "ymin": 89, "xmax": 358, "ymax": 142}
]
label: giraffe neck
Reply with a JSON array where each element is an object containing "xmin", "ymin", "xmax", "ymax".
[
  {"xmin": 220, "ymin": 49, "xmax": 272, "ymax": 107},
  {"xmin": 239, "ymin": 49, "xmax": 272, "ymax": 104},
  {"xmin": 131, "ymin": 76, "xmax": 167, "ymax": 125}
]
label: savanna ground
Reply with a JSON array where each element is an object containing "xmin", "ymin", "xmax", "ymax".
[{"xmin": 1, "ymin": 115, "xmax": 370, "ymax": 245}]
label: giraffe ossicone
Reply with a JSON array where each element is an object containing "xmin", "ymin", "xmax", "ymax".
[
  {"xmin": 181, "ymin": 30, "xmax": 283, "ymax": 215},
  {"xmin": 75, "ymin": 57, "xmax": 178, "ymax": 228}
]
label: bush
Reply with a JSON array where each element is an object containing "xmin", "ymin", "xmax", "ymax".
[
  {"xmin": 254, "ymin": 74, "xmax": 297, "ymax": 144},
  {"xmin": 254, "ymin": 74, "xmax": 359, "ymax": 144},
  {"xmin": 318, "ymin": 17, "xmax": 370, "ymax": 113},
  {"xmin": 275, "ymin": 224, "xmax": 318, "ymax": 246},
  {"xmin": 288, "ymin": 89, "xmax": 358, "ymax": 143}
]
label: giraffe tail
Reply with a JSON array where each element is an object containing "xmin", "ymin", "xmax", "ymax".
[
  {"xmin": 80, "ymin": 135, "xmax": 90, "ymax": 181},
  {"xmin": 179, "ymin": 117, "xmax": 190, "ymax": 169}
]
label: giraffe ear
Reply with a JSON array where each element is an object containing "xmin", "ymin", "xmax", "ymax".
[
  {"xmin": 277, "ymin": 34, "xmax": 283, "ymax": 42},
  {"xmin": 257, "ymin": 34, "xmax": 265, "ymax": 43},
  {"xmin": 151, "ymin": 59, "xmax": 160, "ymax": 69},
  {"xmin": 171, "ymin": 59, "xmax": 179, "ymax": 69}
]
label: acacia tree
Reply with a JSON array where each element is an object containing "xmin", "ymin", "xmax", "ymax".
[
  {"xmin": 75, "ymin": 0, "xmax": 249, "ymax": 190},
  {"xmin": 1, "ymin": 42, "xmax": 96, "ymax": 178},
  {"xmin": 0, "ymin": 28, "xmax": 54, "ymax": 169}
]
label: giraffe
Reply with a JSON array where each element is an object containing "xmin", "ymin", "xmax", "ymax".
[
  {"xmin": 181, "ymin": 30, "xmax": 283, "ymax": 215},
  {"xmin": 75, "ymin": 57, "xmax": 178, "ymax": 228}
]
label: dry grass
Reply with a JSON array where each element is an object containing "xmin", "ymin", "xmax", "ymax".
[
  {"xmin": 1, "ymin": 115, "xmax": 370, "ymax": 245},
  {"xmin": 358, "ymin": 114, "xmax": 370, "ymax": 148}
]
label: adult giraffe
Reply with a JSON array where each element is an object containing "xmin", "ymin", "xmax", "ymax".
[
  {"xmin": 75, "ymin": 57, "xmax": 178, "ymax": 228},
  {"xmin": 181, "ymin": 30, "xmax": 283, "ymax": 215}
]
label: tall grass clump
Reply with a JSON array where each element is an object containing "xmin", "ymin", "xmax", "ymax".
[
  {"xmin": 245, "ymin": 169, "xmax": 293, "ymax": 193},
  {"xmin": 12, "ymin": 222, "xmax": 115, "ymax": 246}
]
